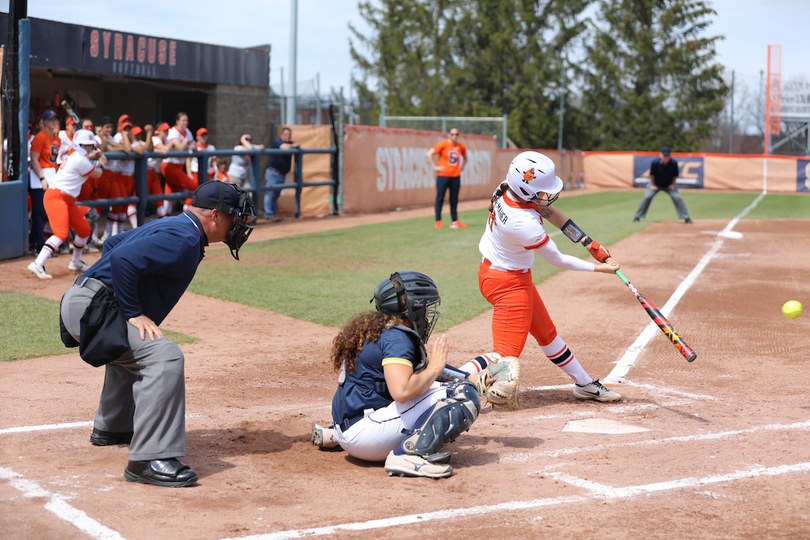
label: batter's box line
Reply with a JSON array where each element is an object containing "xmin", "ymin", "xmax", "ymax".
[
  {"xmin": 547, "ymin": 462, "xmax": 810, "ymax": 499},
  {"xmin": 531, "ymin": 399, "xmax": 694, "ymax": 421},
  {"xmin": 215, "ymin": 461, "xmax": 810, "ymax": 540},
  {"xmin": 541, "ymin": 419, "xmax": 810, "ymax": 458},
  {"xmin": 0, "ymin": 466, "xmax": 125, "ymax": 540}
]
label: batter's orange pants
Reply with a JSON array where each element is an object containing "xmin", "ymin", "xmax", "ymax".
[
  {"xmin": 478, "ymin": 259, "xmax": 558, "ymax": 357},
  {"xmin": 43, "ymin": 188, "xmax": 91, "ymax": 242}
]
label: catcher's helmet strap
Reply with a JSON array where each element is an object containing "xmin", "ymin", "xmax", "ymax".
[{"xmin": 389, "ymin": 272, "xmax": 407, "ymax": 314}]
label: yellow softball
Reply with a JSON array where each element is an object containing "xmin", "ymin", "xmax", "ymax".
[{"xmin": 782, "ymin": 300, "xmax": 802, "ymax": 319}]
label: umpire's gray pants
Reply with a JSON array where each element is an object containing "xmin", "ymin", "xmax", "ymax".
[
  {"xmin": 61, "ymin": 281, "xmax": 186, "ymax": 461},
  {"xmin": 634, "ymin": 184, "xmax": 691, "ymax": 220}
]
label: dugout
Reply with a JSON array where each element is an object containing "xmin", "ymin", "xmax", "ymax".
[
  {"xmin": 0, "ymin": 13, "xmax": 270, "ymax": 260},
  {"xmin": 0, "ymin": 13, "xmax": 270, "ymax": 154}
]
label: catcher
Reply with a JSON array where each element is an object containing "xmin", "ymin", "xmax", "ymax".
[{"xmin": 312, "ymin": 271, "xmax": 518, "ymax": 478}]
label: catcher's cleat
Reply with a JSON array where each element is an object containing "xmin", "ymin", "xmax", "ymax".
[
  {"xmin": 573, "ymin": 379, "xmax": 621, "ymax": 402},
  {"xmin": 90, "ymin": 428, "xmax": 133, "ymax": 446},
  {"xmin": 384, "ymin": 451, "xmax": 452, "ymax": 479},
  {"xmin": 312, "ymin": 424, "xmax": 341, "ymax": 450}
]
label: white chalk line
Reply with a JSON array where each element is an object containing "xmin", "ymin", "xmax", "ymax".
[
  {"xmin": 216, "ymin": 458, "xmax": 810, "ymax": 540},
  {"xmin": 549, "ymin": 461, "xmax": 810, "ymax": 499},
  {"xmin": 0, "ymin": 466, "xmax": 124, "ymax": 540},
  {"xmin": 0, "ymin": 421, "xmax": 93, "ymax": 435},
  {"xmin": 605, "ymin": 192, "xmax": 766, "ymax": 384},
  {"xmin": 541, "ymin": 419, "xmax": 810, "ymax": 458}
]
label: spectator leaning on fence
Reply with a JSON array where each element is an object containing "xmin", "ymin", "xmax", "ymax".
[
  {"xmin": 264, "ymin": 126, "xmax": 299, "ymax": 221},
  {"xmin": 228, "ymin": 133, "xmax": 264, "ymax": 189}
]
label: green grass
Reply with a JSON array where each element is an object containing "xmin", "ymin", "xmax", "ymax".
[
  {"xmin": 0, "ymin": 290, "xmax": 198, "ymax": 362},
  {"xmin": 189, "ymin": 190, "xmax": 808, "ymax": 332},
  {"xmin": 5, "ymin": 190, "xmax": 807, "ymax": 360}
]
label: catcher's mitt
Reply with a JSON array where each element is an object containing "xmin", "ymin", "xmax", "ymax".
[{"xmin": 477, "ymin": 356, "xmax": 521, "ymax": 410}]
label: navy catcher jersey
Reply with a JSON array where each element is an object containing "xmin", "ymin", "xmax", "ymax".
[{"xmin": 332, "ymin": 325, "xmax": 426, "ymax": 428}]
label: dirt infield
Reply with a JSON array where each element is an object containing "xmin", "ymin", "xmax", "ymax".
[{"xmin": 2, "ymin": 199, "xmax": 809, "ymax": 540}]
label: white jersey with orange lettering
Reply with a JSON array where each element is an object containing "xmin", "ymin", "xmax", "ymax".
[
  {"xmin": 479, "ymin": 190, "xmax": 594, "ymax": 272},
  {"xmin": 51, "ymin": 150, "xmax": 95, "ymax": 198}
]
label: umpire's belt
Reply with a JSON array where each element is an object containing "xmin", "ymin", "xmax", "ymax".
[{"xmin": 74, "ymin": 274, "xmax": 110, "ymax": 294}]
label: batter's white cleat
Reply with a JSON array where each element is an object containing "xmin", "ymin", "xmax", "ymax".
[
  {"xmin": 27, "ymin": 262, "xmax": 52, "ymax": 279},
  {"xmin": 384, "ymin": 451, "xmax": 453, "ymax": 479},
  {"xmin": 68, "ymin": 260, "xmax": 90, "ymax": 272},
  {"xmin": 574, "ymin": 379, "xmax": 621, "ymax": 402},
  {"xmin": 311, "ymin": 424, "xmax": 340, "ymax": 450}
]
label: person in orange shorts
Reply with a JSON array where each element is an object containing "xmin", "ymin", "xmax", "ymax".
[
  {"xmin": 477, "ymin": 151, "xmax": 622, "ymax": 403},
  {"xmin": 28, "ymin": 130, "xmax": 107, "ymax": 279}
]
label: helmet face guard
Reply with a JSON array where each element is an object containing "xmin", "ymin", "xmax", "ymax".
[
  {"xmin": 191, "ymin": 182, "xmax": 256, "ymax": 260},
  {"xmin": 373, "ymin": 271, "xmax": 441, "ymax": 344}
]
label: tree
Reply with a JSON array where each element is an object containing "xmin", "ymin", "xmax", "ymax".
[
  {"xmin": 349, "ymin": 0, "xmax": 592, "ymax": 149},
  {"xmin": 349, "ymin": 0, "xmax": 467, "ymax": 123},
  {"xmin": 576, "ymin": 0, "xmax": 728, "ymax": 151}
]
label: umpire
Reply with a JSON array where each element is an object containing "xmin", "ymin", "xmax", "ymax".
[
  {"xmin": 633, "ymin": 146, "xmax": 692, "ymax": 224},
  {"xmin": 59, "ymin": 181, "xmax": 255, "ymax": 487}
]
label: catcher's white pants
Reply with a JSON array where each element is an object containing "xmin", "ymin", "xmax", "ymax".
[{"xmin": 334, "ymin": 384, "xmax": 447, "ymax": 462}]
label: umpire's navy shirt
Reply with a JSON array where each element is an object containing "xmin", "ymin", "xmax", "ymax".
[
  {"xmin": 650, "ymin": 158, "xmax": 679, "ymax": 189},
  {"xmin": 83, "ymin": 211, "xmax": 207, "ymax": 325}
]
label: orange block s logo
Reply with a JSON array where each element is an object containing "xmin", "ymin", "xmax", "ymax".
[{"xmin": 522, "ymin": 168, "xmax": 535, "ymax": 184}]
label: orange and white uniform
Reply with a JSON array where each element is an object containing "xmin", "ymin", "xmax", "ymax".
[
  {"xmin": 478, "ymin": 190, "xmax": 594, "ymax": 359},
  {"xmin": 161, "ymin": 126, "xmax": 197, "ymax": 194},
  {"xmin": 43, "ymin": 150, "xmax": 95, "ymax": 242}
]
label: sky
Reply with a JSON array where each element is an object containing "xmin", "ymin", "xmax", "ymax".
[{"xmin": 25, "ymin": 0, "xmax": 810, "ymax": 101}]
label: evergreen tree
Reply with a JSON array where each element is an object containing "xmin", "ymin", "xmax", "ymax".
[{"xmin": 577, "ymin": 0, "xmax": 728, "ymax": 151}]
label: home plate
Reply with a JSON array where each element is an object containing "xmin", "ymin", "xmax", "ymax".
[{"xmin": 562, "ymin": 418, "xmax": 649, "ymax": 434}]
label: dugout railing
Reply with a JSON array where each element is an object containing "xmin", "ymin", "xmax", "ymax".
[{"xmin": 76, "ymin": 146, "xmax": 340, "ymax": 225}]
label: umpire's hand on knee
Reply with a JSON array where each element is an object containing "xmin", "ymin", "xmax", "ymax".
[{"xmin": 128, "ymin": 315, "xmax": 164, "ymax": 341}]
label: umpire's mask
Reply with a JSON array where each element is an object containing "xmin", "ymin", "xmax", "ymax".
[{"xmin": 191, "ymin": 181, "xmax": 256, "ymax": 260}]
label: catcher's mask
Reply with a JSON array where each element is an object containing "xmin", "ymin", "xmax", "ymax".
[
  {"xmin": 191, "ymin": 181, "xmax": 256, "ymax": 260},
  {"xmin": 372, "ymin": 270, "xmax": 441, "ymax": 344}
]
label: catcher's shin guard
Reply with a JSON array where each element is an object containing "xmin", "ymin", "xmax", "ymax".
[{"xmin": 398, "ymin": 381, "xmax": 480, "ymax": 460}]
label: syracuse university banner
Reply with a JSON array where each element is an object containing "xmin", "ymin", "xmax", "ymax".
[{"xmin": 342, "ymin": 126, "xmax": 498, "ymax": 214}]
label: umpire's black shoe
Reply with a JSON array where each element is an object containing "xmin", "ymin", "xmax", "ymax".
[
  {"xmin": 124, "ymin": 458, "xmax": 198, "ymax": 487},
  {"xmin": 90, "ymin": 428, "xmax": 133, "ymax": 446}
]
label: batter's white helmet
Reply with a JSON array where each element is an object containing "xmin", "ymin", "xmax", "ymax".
[
  {"xmin": 506, "ymin": 151, "xmax": 563, "ymax": 205},
  {"xmin": 73, "ymin": 129, "xmax": 96, "ymax": 148}
]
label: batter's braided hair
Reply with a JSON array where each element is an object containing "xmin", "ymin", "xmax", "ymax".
[
  {"xmin": 331, "ymin": 311, "xmax": 405, "ymax": 374},
  {"xmin": 488, "ymin": 181, "xmax": 510, "ymax": 221}
]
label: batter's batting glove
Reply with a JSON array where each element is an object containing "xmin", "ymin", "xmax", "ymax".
[{"xmin": 583, "ymin": 237, "xmax": 611, "ymax": 263}]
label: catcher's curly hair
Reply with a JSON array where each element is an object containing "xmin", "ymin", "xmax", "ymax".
[{"xmin": 331, "ymin": 311, "xmax": 404, "ymax": 374}]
